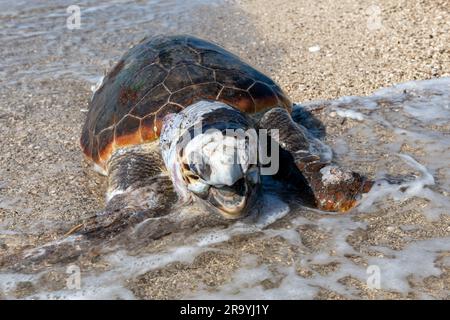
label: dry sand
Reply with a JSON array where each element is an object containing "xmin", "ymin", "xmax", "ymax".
[
  {"xmin": 0, "ymin": 0, "xmax": 449, "ymax": 299},
  {"xmin": 237, "ymin": 0, "xmax": 450, "ymax": 101}
]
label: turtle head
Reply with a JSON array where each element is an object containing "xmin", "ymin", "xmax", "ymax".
[
  {"xmin": 160, "ymin": 101, "xmax": 260, "ymax": 219},
  {"xmin": 179, "ymin": 129, "xmax": 260, "ymax": 219}
]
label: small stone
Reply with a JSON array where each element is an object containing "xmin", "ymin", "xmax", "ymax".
[{"xmin": 308, "ymin": 45, "xmax": 321, "ymax": 53}]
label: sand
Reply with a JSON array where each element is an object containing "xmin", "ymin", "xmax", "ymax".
[
  {"xmin": 237, "ymin": 0, "xmax": 450, "ymax": 101},
  {"xmin": 0, "ymin": 0, "xmax": 449, "ymax": 299}
]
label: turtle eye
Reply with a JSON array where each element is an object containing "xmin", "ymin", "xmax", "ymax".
[
  {"xmin": 182, "ymin": 162, "xmax": 190, "ymax": 171},
  {"xmin": 181, "ymin": 164, "xmax": 201, "ymax": 183}
]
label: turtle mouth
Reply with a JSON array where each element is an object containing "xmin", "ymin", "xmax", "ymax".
[
  {"xmin": 206, "ymin": 177, "xmax": 258, "ymax": 219},
  {"xmin": 180, "ymin": 164, "xmax": 261, "ymax": 219}
]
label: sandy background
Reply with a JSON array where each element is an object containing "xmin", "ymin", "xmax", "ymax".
[{"xmin": 0, "ymin": 0, "xmax": 449, "ymax": 299}]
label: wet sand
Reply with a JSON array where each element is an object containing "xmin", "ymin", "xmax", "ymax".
[{"xmin": 0, "ymin": 0, "xmax": 449, "ymax": 299}]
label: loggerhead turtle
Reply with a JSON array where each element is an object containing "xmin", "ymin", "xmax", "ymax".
[{"xmin": 79, "ymin": 35, "xmax": 372, "ymax": 235}]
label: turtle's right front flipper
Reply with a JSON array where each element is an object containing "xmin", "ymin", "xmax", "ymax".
[
  {"xmin": 72, "ymin": 143, "xmax": 178, "ymax": 239},
  {"xmin": 259, "ymin": 108, "xmax": 373, "ymax": 212},
  {"xmin": 2, "ymin": 175, "xmax": 179, "ymax": 273}
]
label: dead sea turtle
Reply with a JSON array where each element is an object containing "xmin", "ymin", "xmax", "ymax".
[{"xmin": 78, "ymin": 35, "xmax": 372, "ymax": 236}]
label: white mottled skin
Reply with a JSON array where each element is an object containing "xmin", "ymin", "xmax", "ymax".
[
  {"xmin": 319, "ymin": 165, "xmax": 354, "ymax": 186},
  {"xmin": 183, "ymin": 130, "xmax": 248, "ymax": 186},
  {"xmin": 160, "ymin": 101, "xmax": 251, "ymax": 199},
  {"xmin": 106, "ymin": 188, "xmax": 124, "ymax": 202},
  {"xmin": 159, "ymin": 111, "xmax": 190, "ymax": 201}
]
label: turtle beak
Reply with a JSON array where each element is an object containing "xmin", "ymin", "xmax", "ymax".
[
  {"xmin": 182, "ymin": 166, "xmax": 261, "ymax": 219},
  {"xmin": 207, "ymin": 175, "xmax": 260, "ymax": 219}
]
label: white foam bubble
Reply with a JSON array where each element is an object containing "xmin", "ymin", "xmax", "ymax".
[
  {"xmin": 334, "ymin": 109, "xmax": 365, "ymax": 121},
  {"xmin": 358, "ymin": 154, "xmax": 435, "ymax": 213},
  {"xmin": 366, "ymin": 239, "xmax": 449, "ymax": 294}
]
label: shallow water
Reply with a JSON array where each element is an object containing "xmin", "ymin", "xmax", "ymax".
[{"xmin": 0, "ymin": 0, "xmax": 221, "ymax": 86}]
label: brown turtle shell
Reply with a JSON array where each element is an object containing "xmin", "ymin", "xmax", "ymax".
[{"xmin": 81, "ymin": 35, "xmax": 292, "ymax": 169}]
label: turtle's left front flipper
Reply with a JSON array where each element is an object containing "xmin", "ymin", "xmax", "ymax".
[{"xmin": 258, "ymin": 108, "xmax": 373, "ymax": 212}]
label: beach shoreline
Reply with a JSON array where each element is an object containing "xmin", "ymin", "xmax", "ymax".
[{"xmin": 0, "ymin": 0, "xmax": 449, "ymax": 299}]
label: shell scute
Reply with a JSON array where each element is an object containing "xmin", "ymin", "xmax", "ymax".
[
  {"xmin": 158, "ymin": 45, "xmax": 199, "ymax": 69},
  {"xmin": 216, "ymin": 69, "xmax": 254, "ymax": 90},
  {"xmin": 186, "ymin": 64, "xmax": 215, "ymax": 84},
  {"xmin": 219, "ymin": 87, "xmax": 255, "ymax": 113},
  {"xmin": 248, "ymin": 82, "xmax": 279, "ymax": 111},
  {"xmin": 125, "ymin": 63, "xmax": 167, "ymax": 96},
  {"xmin": 154, "ymin": 103, "xmax": 184, "ymax": 136},
  {"xmin": 164, "ymin": 64, "xmax": 193, "ymax": 91},
  {"xmin": 114, "ymin": 115, "xmax": 142, "ymax": 146},
  {"xmin": 170, "ymin": 83, "xmax": 222, "ymax": 107},
  {"xmin": 200, "ymin": 50, "xmax": 246, "ymax": 72},
  {"xmin": 97, "ymin": 128, "xmax": 114, "ymax": 162},
  {"xmin": 148, "ymin": 35, "xmax": 188, "ymax": 51},
  {"xmin": 130, "ymin": 84, "xmax": 170, "ymax": 118},
  {"xmin": 141, "ymin": 115, "xmax": 157, "ymax": 141}
]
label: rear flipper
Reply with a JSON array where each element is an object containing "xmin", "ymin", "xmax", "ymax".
[{"xmin": 259, "ymin": 108, "xmax": 373, "ymax": 212}]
